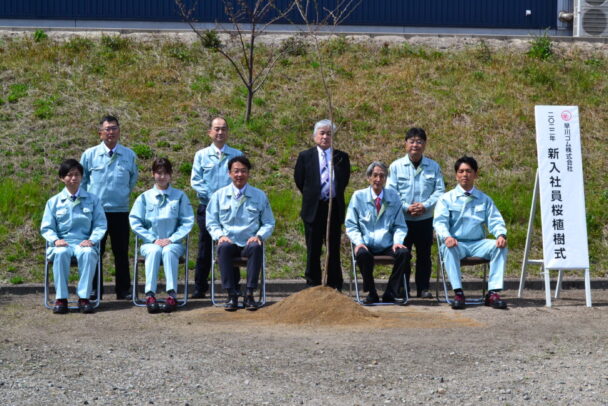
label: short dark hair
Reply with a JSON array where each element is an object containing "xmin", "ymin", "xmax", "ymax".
[
  {"xmin": 99, "ymin": 115, "xmax": 119, "ymax": 127},
  {"xmin": 228, "ymin": 155, "xmax": 251, "ymax": 171},
  {"xmin": 152, "ymin": 157, "xmax": 173, "ymax": 174},
  {"xmin": 454, "ymin": 156, "xmax": 478, "ymax": 173},
  {"xmin": 210, "ymin": 116, "xmax": 228, "ymax": 130},
  {"xmin": 405, "ymin": 127, "xmax": 427, "ymax": 142},
  {"xmin": 58, "ymin": 159, "xmax": 83, "ymax": 178}
]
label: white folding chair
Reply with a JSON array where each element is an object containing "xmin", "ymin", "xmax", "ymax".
[
  {"xmin": 210, "ymin": 241, "xmax": 266, "ymax": 308},
  {"xmin": 350, "ymin": 244, "xmax": 409, "ymax": 306},
  {"xmin": 43, "ymin": 243, "xmax": 102, "ymax": 310},
  {"xmin": 435, "ymin": 235, "xmax": 489, "ymax": 305},
  {"xmin": 131, "ymin": 235, "xmax": 190, "ymax": 307}
]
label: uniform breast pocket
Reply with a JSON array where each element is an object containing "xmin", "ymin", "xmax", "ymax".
[
  {"xmin": 219, "ymin": 204, "xmax": 232, "ymax": 222},
  {"xmin": 81, "ymin": 206, "xmax": 94, "ymax": 220},
  {"xmin": 423, "ymin": 175, "xmax": 436, "ymax": 193},
  {"xmin": 397, "ymin": 176, "xmax": 410, "ymax": 188}
]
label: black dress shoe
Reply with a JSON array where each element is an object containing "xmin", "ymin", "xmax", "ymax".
[
  {"xmin": 417, "ymin": 290, "xmax": 433, "ymax": 299},
  {"xmin": 116, "ymin": 291, "xmax": 133, "ymax": 300},
  {"xmin": 224, "ymin": 295, "xmax": 238, "ymax": 312},
  {"xmin": 146, "ymin": 296, "xmax": 160, "ymax": 314},
  {"xmin": 243, "ymin": 295, "xmax": 258, "ymax": 311},
  {"xmin": 485, "ymin": 292, "xmax": 508, "ymax": 309},
  {"xmin": 78, "ymin": 299, "xmax": 95, "ymax": 314},
  {"xmin": 382, "ymin": 295, "xmax": 398, "ymax": 304},
  {"xmin": 451, "ymin": 293, "xmax": 466, "ymax": 310},
  {"xmin": 53, "ymin": 300, "xmax": 68, "ymax": 314},
  {"xmin": 362, "ymin": 294, "xmax": 380, "ymax": 305},
  {"xmin": 191, "ymin": 289, "xmax": 206, "ymax": 299}
]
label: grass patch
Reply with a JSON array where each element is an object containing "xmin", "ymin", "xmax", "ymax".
[{"xmin": 0, "ymin": 33, "xmax": 607, "ymax": 283}]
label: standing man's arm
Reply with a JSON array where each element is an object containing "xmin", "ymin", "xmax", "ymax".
[
  {"xmin": 190, "ymin": 151, "xmax": 208, "ymax": 200},
  {"xmin": 129, "ymin": 152, "xmax": 138, "ymax": 192},
  {"xmin": 294, "ymin": 152, "xmax": 305, "ymax": 193},
  {"xmin": 80, "ymin": 151, "xmax": 90, "ymax": 191}
]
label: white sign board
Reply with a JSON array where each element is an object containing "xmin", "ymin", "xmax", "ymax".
[{"xmin": 535, "ymin": 106, "xmax": 589, "ymax": 270}]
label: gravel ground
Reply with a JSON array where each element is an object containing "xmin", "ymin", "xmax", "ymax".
[{"xmin": 1, "ymin": 288, "xmax": 607, "ymax": 405}]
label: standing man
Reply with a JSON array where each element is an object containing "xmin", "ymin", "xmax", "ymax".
[
  {"xmin": 294, "ymin": 119, "xmax": 350, "ymax": 290},
  {"xmin": 206, "ymin": 156, "xmax": 275, "ymax": 311},
  {"xmin": 345, "ymin": 162, "xmax": 410, "ymax": 304},
  {"xmin": 433, "ymin": 156, "xmax": 508, "ymax": 310},
  {"xmin": 387, "ymin": 127, "xmax": 444, "ymax": 298},
  {"xmin": 81, "ymin": 115, "xmax": 138, "ymax": 300},
  {"xmin": 190, "ymin": 117, "xmax": 243, "ymax": 299}
]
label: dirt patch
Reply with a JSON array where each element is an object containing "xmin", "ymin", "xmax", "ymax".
[
  {"xmin": 257, "ymin": 286, "xmax": 376, "ymax": 325},
  {"xmin": 180, "ymin": 287, "xmax": 483, "ymax": 329}
]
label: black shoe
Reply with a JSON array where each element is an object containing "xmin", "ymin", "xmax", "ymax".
[
  {"xmin": 164, "ymin": 296, "xmax": 178, "ymax": 313},
  {"xmin": 146, "ymin": 296, "xmax": 160, "ymax": 314},
  {"xmin": 362, "ymin": 293, "xmax": 380, "ymax": 305},
  {"xmin": 116, "ymin": 291, "xmax": 133, "ymax": 300},
  {"xmin": 243, "ymin": 295, "xmax": 258, "ymax": 311},
  {"xmin": 382, "ymin": 295, "xmax": 397, "ymax": 304},
  {"xmin": 485, "ymin": 292, "xmax": 508, "ymax": 309},
  {"xmin": 417, "ymin": 290, "xmax": 433, "ymax": 299},
  {"xmin": 225, "ymin": 295, "xmax": 239, "ymax": 312},
  {"xmin": 191, "ymin": 289, "xmax": 206, "ymax": 299},
  {"xmin": 451, "ymin": 292, "xmax": 466, "ymax": 310},
  {"xmin": 53, "ymin": 299, "xmax": 68, "ymax": 314},
  {"xmin": 78, "ymin": 299, "xmax": 95, "ymax": 314}
]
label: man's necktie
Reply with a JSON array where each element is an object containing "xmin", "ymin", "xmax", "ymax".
[
  {"xmin": 375, "ymin": 197, "xmax": 381, "ymax": 214},
  {"xmin": 108, "ymin": 150, "xmax": 113, "ymax": 157},
  {"xmin": 320, "ymin": 153, "xmax": 330, "ymax": 200},
  {"xmin": 71, "ymin": 195, "xmax": 77, "ymax": 202},
  {"xmin": 235, "ymin": 190, "xmax": 242, "ymax": 201}
]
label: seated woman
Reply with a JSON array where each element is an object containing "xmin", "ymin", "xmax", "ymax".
[
  {"xmin": 129, "ymin": 158, "xmax": 194, "ymax": 313},
  {"xmin": 40, "ymin": 159, "xmax": 107, "ymax": 314}
]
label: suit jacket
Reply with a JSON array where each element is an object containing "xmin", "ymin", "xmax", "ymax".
[{"xmin": 294, "ymin": 147, "xmax": 350, "ymax": 224}]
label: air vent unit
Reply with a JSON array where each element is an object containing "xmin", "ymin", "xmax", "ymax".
[{"xmin": 575, "ymin": 0, "xmax": 608, "ymax": 37}]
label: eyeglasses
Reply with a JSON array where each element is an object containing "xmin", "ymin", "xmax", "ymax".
[
  {"xmin": 407, "ymin": 139, "xmax": 425, "ymax": 145},
  {"xmin": 101, "ymin": 126, "xmax": 119, "ymax": 133}
]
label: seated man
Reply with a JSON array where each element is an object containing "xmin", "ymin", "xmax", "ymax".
[
  {"xmin": 40, "ymin": 159, "xmax": 107, "ymax": 314},
  {"xmin": 206, "ymin": 156, "xmax": 275, "ymax": 311},
  {"xmin": 345, "ymin": 162, "xmax": 410, "ymax": 305},
  {"xmin": 433, "ymin": 156, "xmax": 508, "ymax": 310}
]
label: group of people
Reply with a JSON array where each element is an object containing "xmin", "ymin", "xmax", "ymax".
[{"xmin": 41, "ymin": 115, "xmax": 509, "ymax": 315}]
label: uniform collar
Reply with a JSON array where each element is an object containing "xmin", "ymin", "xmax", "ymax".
[
  {"xmin": 404, "ymin": 154, "xmax": 426, "ymax": 167},
  {"xmin": 369, "ymin": 187, "xmax": 384, "ymax": 201},
  {"xmin": 456, "ymin": 184, "xmax": 477, "ymax": 197},
  {"xmin": 99, "ymin": 142, "xmax": 120, "ymax": 155}
]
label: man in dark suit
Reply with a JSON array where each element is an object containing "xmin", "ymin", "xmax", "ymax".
[{"xmin": 294, "ymin": 119, "xmax": 350, "ymax": 290}]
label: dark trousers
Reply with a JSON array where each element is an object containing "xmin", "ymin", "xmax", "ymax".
[
  {"xmin": 304, "ymin": 200, "xmax": 343, "ymax": 290},
  {"xmin": 217, "ymin": 242, "xmax": 263, "ymax": 294},
  {"xmin": 194, "ymin": 204, "xmax": 212, "ymax": 293},
  {"xmin": 355, "ymin": 246, "xmax": 410, "ymax": 298},
  {"xmin": 404, "ymin": 217, "xmax": 434, "ymax": 294},
  {"xmin": 94, "ymin": 211, "xmax": 131, "ymax": 298}
]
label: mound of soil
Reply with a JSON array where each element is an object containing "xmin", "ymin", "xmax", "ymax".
[{"xmin": 258, "ymin": 285, "xmax": 377, "ymax": 325}]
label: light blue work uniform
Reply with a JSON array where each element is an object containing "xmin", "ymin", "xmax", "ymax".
[
  {"xmin": 206, "ymin": 184, "xmax": 275, "ymax": 246},
  {"xmin": 345, "ymin": 187, "xmax": 408, "ymax": 251},
  {"xmin": 191, "ymin": 145, "xmax": 243, "ymax": 205},
  {"xmin": 129, "ymin": 186, "xmax": 194, "ymax": 295},
  {"xmin": 40, "ymin": 188, "xmax": 107, "ymax": 299},
  {"xmin": 433, "ymin": 185, "xmax": 508, "ymax": 291},
  {"xmin": 386, "ymin": 155, "xmax": 445, "ymax": 221},
  {"xmin": 80, "ymin": 143, "xmax": 138, "ymax": 212}
]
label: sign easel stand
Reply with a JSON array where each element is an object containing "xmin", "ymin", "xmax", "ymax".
[{"xmin": 518, "ymin": 170, "xmax": 592, "ymax": 307}]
